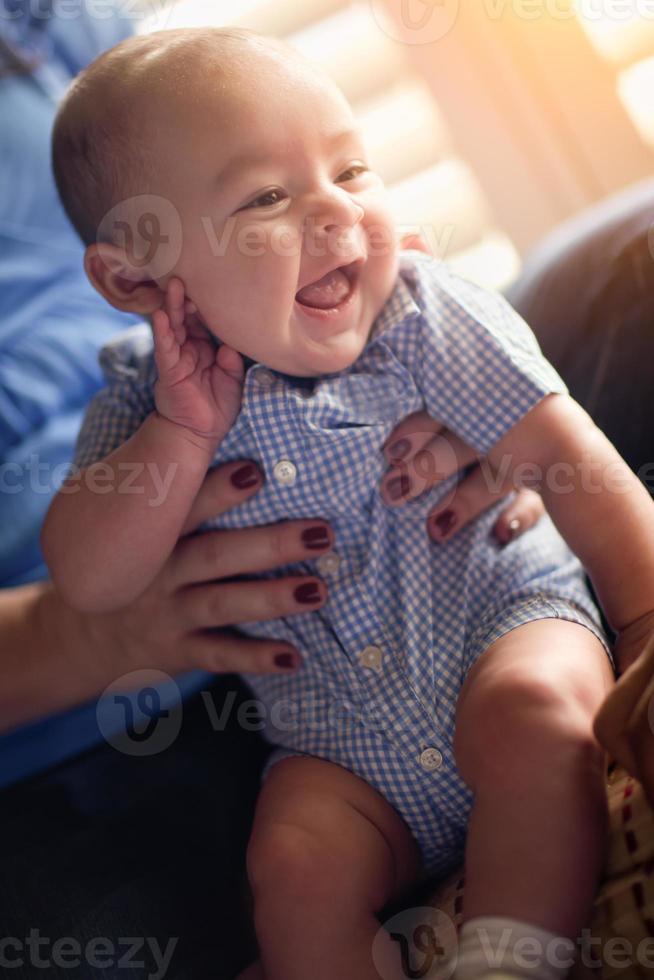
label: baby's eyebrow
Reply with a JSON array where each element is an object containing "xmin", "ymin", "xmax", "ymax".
[
  {"xmin": 213, "ymin": 127, "xmax": 362, "ymax": 189},
  {"xmin": 213, "ymin": 152, "xmax": 271, "ymax": 188}
]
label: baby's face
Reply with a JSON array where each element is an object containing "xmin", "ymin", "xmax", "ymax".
[{"xmin": 149, "ymin": 48, "xmax": 398, "ymax": 377}]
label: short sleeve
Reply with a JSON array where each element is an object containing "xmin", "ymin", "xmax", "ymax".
[
  {"xmin": 72, "ymin": 324, "xmax": 156, "ymax": 470},
  {"xmin": 413, "ymin": 259, "xmax": 568, "ymax": 455}
]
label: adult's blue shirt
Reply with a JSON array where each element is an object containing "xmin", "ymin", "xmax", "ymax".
[{"xmin": 0, "ymin": 4, "xmax": 207, "ymax": 787}]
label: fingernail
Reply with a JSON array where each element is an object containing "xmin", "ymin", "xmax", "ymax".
[
  {"xmin": 387, "ymin": 473, "xmax": 410, "ymax": 501},
  {"xmin": 274, "ymin": 651, "xmax": 299, "ymax": 670},
  {"xmin": 301, "ymin": 525, "xmax": 331, "ymax": 550},
  {"xmin": 231, "ymin": 464, "xmax": 259, "ymax": 489},
  {"xmin": 432, "ymin": 510, "xmax": 456, "ymax": 538},
  {"xmin": 294, "ymin": 582, "xmax": 322, "ymax": 605},
  {"xmin": 386, "ymin": 438, "xmax": 411, "ymax": 462}
]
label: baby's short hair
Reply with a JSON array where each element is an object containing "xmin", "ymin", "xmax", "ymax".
[{"xmin": 51, "ymin": 27, "xmax": 291, "ymax": 247}]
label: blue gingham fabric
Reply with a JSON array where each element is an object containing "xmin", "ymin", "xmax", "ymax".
[{"xmin": 73, "ymin": 251, "xmax": 610, "ymax": 878}]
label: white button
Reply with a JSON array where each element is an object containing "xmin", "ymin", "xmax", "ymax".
[
  {"xmin": 359, "ymin": 645, "xmax": 383, "ymax": 671},
  {"xmin": 255, "ymin": 369, "xmax": 275, "ymax": 387},
  {"xmin": 419, "ymin": 747, "xmax": 443, "ymax": 772},
  {"xmin": 273, "ymin": 459, "xmax": 297, "ymax": 486},
  {"xmin": 315, "ymin": 551, "xmax": 341, "ymax": 576}
]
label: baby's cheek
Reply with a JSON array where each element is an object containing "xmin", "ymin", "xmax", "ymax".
[{"xmin": 224, "ymin": 217, "xmax": 302, "ymax": 264}]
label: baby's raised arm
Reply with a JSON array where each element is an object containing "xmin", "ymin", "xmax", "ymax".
[
  {"xmin": 41, "ymin": 279, "xmax": 244, "ymax": 612},
  {"xmin": 488, "ymin": 393, "xmax": 654, "ymax": 638}
]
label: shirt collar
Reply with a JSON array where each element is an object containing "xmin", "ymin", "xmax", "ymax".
[{"xmin": 367, "ymin": 258, "xmax": 422, "ymax": 344}]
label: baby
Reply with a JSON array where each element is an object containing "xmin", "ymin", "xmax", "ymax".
[{"xmin": 42, "ymin": 26, "xmax": 654, "ymax": 980}]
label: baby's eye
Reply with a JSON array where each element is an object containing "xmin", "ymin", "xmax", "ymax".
[
  {"xmin": 241, "ymin": 188, "xmax": 287, "ymax": 210},
  {"xmin": 335, "ymin": 164, "xmax": 370, "ymax": 183}
]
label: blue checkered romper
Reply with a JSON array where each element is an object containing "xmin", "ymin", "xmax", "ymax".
[{"xmin": 74, "ymin": 251, "xmax": 610, "ymax": 880}]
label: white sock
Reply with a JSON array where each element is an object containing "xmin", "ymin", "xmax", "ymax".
[{"xmin": 451, "ymin": 917, "xmax": 576, "ymax": 980}]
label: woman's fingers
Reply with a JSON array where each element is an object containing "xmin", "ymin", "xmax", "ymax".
[
  {"xmin": 381, "ymin": 410, "xmax": 444, "ymax": 466},
  {"xmin": 171, "ymin": 518, "xmax": 333, "ymax": 588},
  {"xmin": 490, "ymin": 489, "xmax": 544, "ymax": 545},
  {"xmin": 381, "ymin": 423, "xmax": 478, "ymax": 505},
  {"xmin": 187, "ymin": 632, "xmax": 303, "ymax": 676},
  {"xmin": 178, "ymin": 575, "xmax": 327, "ymax": 630},
  {"xmin": 425, "ymin": 464, "xmax": 508, "ymax": 541},
  {"xmin": 182, "ymin": 460, "xmax": 264, "ymax": 532},
  {"xmin": 426, "ymin": 475, "xmax": 544, "ymax": 544}
]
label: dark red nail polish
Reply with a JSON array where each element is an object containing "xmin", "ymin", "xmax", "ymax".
[
  {"xmin": 433, "ymin": 510, "xmax": 456, "ymax": 537},
  {"xmin": 386, "ymin": 438, "xmax": 411, "ymax": 462},
  {"xmin": 274, "ymin": 652, "xmax": 298, "ymax": 669},
  {"xmin": 231, "ymin": 464, "xmax": 259, "ymax": 489},
  {"xmin": 387, "ymin": 473, "xmax": 410, "ymax": 501},
  {"xmin": 301, "ymin": 526, "xmax": 331, "ymax": 550},
  {"xmin": 294, "ymin": 582, "xmax": 322, "ymax": 605}
]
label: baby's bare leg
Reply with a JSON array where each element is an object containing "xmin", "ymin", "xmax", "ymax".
[
  {"xmin": 454, "ymin": 619, "xmax": 614, "ymax": 937},
  {"xmin": 240, "ymin": 755, "xmax": 422, "ymax": 980}
]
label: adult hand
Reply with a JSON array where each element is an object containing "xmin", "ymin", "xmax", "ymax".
[
  {"xmin": 380, "ymin": 410, "xmax": 544, "ymax": 545},
  {"xmin": 1, "ymin": 458, "xmax": 331, "ymax": 732},
  {"xmin": 86, "ymin": 457, "xmax": 331, "ymax": 678},
  {"xmin": 594, "ymin": 622, "xmax": 654, "ymax": 807}
]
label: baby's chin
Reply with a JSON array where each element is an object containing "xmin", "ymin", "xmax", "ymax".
[{"xmin": 285, "ymin": 338, "xmax": 371, "ymax": 378}]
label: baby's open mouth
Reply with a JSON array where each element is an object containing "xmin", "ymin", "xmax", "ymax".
[{"xmin": 295, "ymin": 260, "xmax": 360, "ymax": 311}]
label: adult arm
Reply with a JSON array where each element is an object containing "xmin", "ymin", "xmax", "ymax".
[
  {"xmin": 41, "ymin": 410, "xmax": 220, "ymax": 611},
  {"xmin": 1, "ymin": 461, "xmax": 332, "ymax": 734}
]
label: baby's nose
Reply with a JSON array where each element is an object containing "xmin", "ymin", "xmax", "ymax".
[{"xmin": 312, "ymin": 190, "xmax": 364, "ymax": 232}]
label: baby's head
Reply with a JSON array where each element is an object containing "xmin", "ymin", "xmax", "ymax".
[{"xmin": 52, "ymin": 28, "xmax": 399, "ymax": 377}]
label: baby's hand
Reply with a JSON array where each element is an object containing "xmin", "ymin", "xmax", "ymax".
[{"xmin": 153, "ymin": 278, "xmax": 244, "ymax": 444}]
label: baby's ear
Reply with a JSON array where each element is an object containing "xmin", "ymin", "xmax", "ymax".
[{"xmin": 84, "ymin": 242, "xmax": 164, "ymax": 315}]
